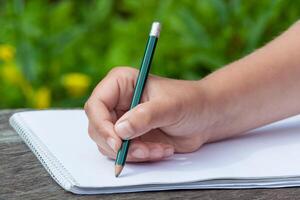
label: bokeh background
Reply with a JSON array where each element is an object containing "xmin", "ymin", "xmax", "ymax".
[{"xmin": 0, "ymin": 0, "xmax": 299, "ymax": 108}]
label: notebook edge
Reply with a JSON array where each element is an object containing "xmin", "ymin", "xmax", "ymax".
[{"xmin": 9, "ymin": 112, "xmax": 80, "ymax": 192}]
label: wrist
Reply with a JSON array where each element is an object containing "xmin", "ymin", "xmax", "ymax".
[
  {"xmin": 188, "ymin": 79, "xmax": 221, "ymax": 144},
  {"xmin": 195, "ymin": 77, "xmax": 235, "ymax": 144}
]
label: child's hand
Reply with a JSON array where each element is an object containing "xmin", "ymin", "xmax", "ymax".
[
  {"xmin": 84, "ymin": 67, "xmax": 213, "ymax": 162},
  {"xmin": 86, "ymin": 21, "xmax": 300, "ymax": 163}
]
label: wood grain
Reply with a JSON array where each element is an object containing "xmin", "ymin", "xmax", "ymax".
[{"xmin": 0, "ymin": 109, "xmax": 299, "ymax": 200}]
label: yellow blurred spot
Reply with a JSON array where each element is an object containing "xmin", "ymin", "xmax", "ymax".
[
  {"xmin": 0, "ymin": 44, "xmax": 15, "ymax": 62},
  {"xmin": 1, "ymin": 63, "xmax": 23, "ymax": 85},
  {"xmin": 33, "ymin": 87, "xmax": 51, "ymax": 108},
  {"xmin": 62, "ymin": 73, "xmax": 91, "ymax": 98},
  {"xmin": 0, "ymin": 63, "xmax": 34, "ymax": 103}
]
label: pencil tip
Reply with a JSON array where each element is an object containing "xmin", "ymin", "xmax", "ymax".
[{"xmin": 115, "ymin": 165, "xmax": 123, "ymax": 178}]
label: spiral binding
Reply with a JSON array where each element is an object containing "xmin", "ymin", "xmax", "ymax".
[{"xmin": 9, "ymin": 113, "xmax": 79, "ymax": 191}]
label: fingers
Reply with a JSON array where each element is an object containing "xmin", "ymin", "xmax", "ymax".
[
  {"xmin": 85, "ymin": 67, "xmax": 138, "ymax": 153},
  {"xmin": 92, "ymin": 67, "xmax": 138, "ymax": 111},
  {"xmin": 88, "ymin": 121, "xmax": 121, "ymax": 154},
  {"xmin": 99, "ymin": 139, "xmax": 175, "ymax": 162},
  {"xmin": 114, "ymin": 100, "xmax": 181, "ymax": 140},
  {"xmin": 85, "ymin": 90, "xmax": 123, "ymax": 153},
  {"xmin": 85, "ymin": 67, "xmax": 177, "ymax": 162}
]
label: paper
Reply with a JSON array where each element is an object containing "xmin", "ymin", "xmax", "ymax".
[{"xmin": 10, "ymin": 110, "xmax": 300, "ymax": 194}]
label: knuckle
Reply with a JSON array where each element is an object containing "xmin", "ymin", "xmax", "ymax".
[
  {"xmin": 93, "ymin": 124, "xmax": 107, "ymax": 138},
  {"xmin": 93, "ymin": 123, "xmax": 103, "ymax": 134}
]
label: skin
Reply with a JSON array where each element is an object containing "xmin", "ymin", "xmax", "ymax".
[{"xmin": 85, "ymin": 20, "xmax": 300, "ymax": 162}]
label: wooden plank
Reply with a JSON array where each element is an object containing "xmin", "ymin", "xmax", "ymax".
[
  {"xmin": 1, "ymin": 110, "xmax": 299, "ymax": 199},
  {"xmin": 0, "ymin": 110, "xmax": 23, "ymax": 144}
]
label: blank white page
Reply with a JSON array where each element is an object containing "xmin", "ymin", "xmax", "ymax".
[{"xmin": 13, "ymin": 110, "xmax": 300, "ymax": 188}]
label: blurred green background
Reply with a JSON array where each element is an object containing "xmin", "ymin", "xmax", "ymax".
[{"xmin": 0, "ymin": 0, "xmax": 299, "ymax": 108}]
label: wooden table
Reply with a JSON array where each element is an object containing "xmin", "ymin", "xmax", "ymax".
[{"xmin": 1, "ymin": 109, "xmax": 299, "ymax": 200}]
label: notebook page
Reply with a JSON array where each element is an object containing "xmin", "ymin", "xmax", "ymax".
[{"xmin": 17, "ymin": 110, "xmax": 300, "ymax": 188}]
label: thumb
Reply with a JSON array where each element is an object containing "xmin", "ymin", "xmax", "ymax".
[{"xmin": 114, "ymin": 100, "xmax": 180, "ymax": 140}]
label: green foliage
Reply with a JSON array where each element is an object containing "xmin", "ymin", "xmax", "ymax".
[{"xmin": 0, "ymin": 0, "xmax": 299, "ymax": 108}]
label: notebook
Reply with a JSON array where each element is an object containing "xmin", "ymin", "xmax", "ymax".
[{"xmin": 9, "ymin": 110, "xmax": 300, "ymax": 194}]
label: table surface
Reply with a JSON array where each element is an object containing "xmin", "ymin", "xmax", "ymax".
[{"xmin": 1, "ymin": 109, "xmax": 299, "ymax": 200}]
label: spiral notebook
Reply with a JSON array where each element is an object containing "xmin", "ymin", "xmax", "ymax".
[{"xmin": 9, "ymin": 110, "xmax": 300, "ymax": 194}]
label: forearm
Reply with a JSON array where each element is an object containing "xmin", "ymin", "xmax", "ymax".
[{"xmin": 201, "ymin": 21, "xmax": 300, "ymax": 142}]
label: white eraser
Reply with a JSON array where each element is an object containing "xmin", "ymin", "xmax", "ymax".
[{"xmin": 149, "ymin": 22, "xmax": 161, "ymax": 37}]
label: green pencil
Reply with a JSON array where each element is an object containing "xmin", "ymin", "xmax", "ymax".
[{"xmin": 115, "ymin": 22, "xmax": 161, "ymax": 177}]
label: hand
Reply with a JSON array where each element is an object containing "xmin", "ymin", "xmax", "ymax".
[{"xmin": 84, "ymin": 67, "xmax": 213, "ymax": 162}]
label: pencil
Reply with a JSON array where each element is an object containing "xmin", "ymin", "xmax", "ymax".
[{"xmin": 115, "ymin": 22, "xmax": 161, "ymax": 177}]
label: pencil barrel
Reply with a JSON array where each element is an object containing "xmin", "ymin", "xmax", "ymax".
[
  {"xmin": 130, "ymin": 36, "xmax": 158, "ymax": 109},
  {"xmin": 115, "ymin": 36, "xmax": 158, "ymax": 166}
]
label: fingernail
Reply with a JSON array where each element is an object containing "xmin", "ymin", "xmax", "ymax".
[
  {"xmin": 164, "ymin": 148, "xmax": 174, "ymax": 157},
  {"xmin": 131, "ymin": 148, "xmax": 145, "ymax": 159},
  {"xmin": 115, "ymin": 121, "xmax": 132, "ymax": 139},
  {"xmin": 106, "ymin": 137, "xmax": 116, "ymax": 151}
]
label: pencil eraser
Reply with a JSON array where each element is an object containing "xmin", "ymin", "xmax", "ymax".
[{"xmin": 150, "ymin": 22, "xmax": 161, "ymax": 37}]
